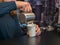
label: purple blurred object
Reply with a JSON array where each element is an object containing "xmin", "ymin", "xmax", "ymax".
[
  {"xmin": 28, "ymin": 0, "xmax": 58, "ymax": 28},
  {"xmin": 28, "ymin": 0, "xmax": 44, "ymax": 26}
]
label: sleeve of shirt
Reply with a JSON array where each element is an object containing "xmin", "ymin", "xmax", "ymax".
[{"xmin": 0, "ymin": 2, "xmax": 17, "ymax": 16}]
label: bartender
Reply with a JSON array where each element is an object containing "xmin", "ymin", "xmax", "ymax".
[{"xmin": 0, "ymin": 0, "xmax": 41, "ymax": 40}]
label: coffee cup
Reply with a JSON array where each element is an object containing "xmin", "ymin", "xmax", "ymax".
[{"xmin": 27, "ymin": 24, "xmax": 36, "ymax": 37}]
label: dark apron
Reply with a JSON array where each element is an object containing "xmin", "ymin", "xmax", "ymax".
[{"xmin": 0, "ymin": 14, "xmax": 22, "ymax": 40}]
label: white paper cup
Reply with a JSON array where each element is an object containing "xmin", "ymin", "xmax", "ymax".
[{"xmin": 27, "ymin": 24, "xmax": 36, "ymax": 37}]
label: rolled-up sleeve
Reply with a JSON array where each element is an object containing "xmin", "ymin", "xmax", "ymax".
[{"xmin": 0, "ymin": 2, "xmax": 17, "ymax": 16}]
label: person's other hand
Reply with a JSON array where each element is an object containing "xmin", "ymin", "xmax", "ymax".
[
  {"xmin": 36, "ymin": 25, "xmax": 41, "ymax": 36},
  {"xmin": 15, "ymin": 1, "xmax": 32, "ymax": 13}
]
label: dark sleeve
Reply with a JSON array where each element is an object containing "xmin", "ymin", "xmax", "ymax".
[{"xmin": 0, "ymin": 2, "xmax": 17, "ymax": 16}]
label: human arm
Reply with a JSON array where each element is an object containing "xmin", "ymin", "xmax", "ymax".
[
  {"xmin": 0, "ymin": 1, "xmax": 32, "ymax": 16},
  {"xmin": 0, "ymin": 2, "xmax": 16, "ymax": 16}
]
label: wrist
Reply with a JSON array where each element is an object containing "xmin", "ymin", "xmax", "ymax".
[
  {"xmin": 15, "ymin": 1, "xmax": 23, "ymax": 9},
  {"xmin": 15, "ymin": 1, "xmax": 19, "ymax": 8}
]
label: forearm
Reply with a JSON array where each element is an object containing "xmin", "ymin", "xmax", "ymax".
[{"xmin": 0, "ymin": 2, "xmax": 17, "ymax": 16}]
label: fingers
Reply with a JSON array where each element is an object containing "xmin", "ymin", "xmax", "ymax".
[
  {"xmin": 16, "ymin": 1, "xmax": 32, "ymax": 12},
  {"xmin": 36, "ymin": 25, "xmax": 41, "ymax": 36},
  {"xmin": 36, "ymin": 28, "xmax": 41, "ymax": 36},
  {"xmin": 19, "ymin": 2, "xmax": 32, "ymax": 12},
  {"xmin": 20, "ymin": 7, "xmax": 32, "ymax": 13},
  {"xmin": 27, "ymin": 3, "xmax": 32, "ymax": 12}
]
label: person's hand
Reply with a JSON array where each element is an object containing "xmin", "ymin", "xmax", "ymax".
[
  {"xmin": 15, "ymin": 1, "xmax": 32, "ymax": 13},
  {"xmin": 4, "ymin": 0, "xmax": 32, "ymax": 13},
  {"xmin": 36, "ymin": 25, "xmax": 41, "ymax": 36}
]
